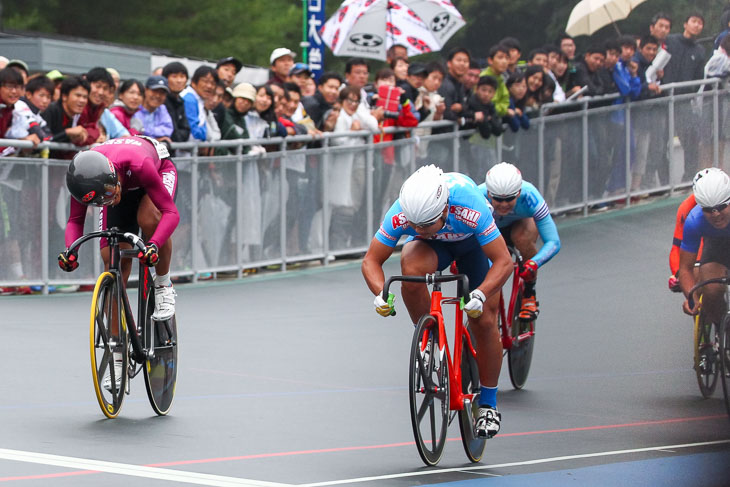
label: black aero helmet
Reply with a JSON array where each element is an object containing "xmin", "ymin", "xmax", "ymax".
[{"xmin": 66, "ymin": 150, "xmax": 118, "ymax": 206}]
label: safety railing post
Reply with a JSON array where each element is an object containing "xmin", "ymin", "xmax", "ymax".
[
  {"xmin": 582, "ymin": 101, "xmax": 589, "ymax": 216},
  {"xmin": 280, "ymin": 139, "xmax": 287, "ymax": 272},
  {"xmin": 713, "ymin": 81, "xmax": 720, "ymax": 168},
  {"xmin": 322, "ymin": 137, "xmax": 330, "ymax": 266},
  {"xmin": 41, "ymin": 157, "xmax": 49, "ymax": 294},
  {"xmin": 452, "ymin": 123, "xmax": 460, "ymax": 172},
  {"xmin": 668, "ymin": 87, "xmax": 676, "ymax": 195},
  {"xmin": 625, "ymin": 101, "xmax": 631, "ymax": 205},
  {"xmin": 191, "ymin": 148, "xmax": 199, "ymax": 282},
  {"xmin": 235, "ymin": 144, "xmax": 244, "ymax": 279},
  {"xmin": 537, "ymin": 109, "xmax": 545, "ymax": 195},
  {"xmin": 366, "ymin": 134, "xmax": 374, "ymax": 242}
]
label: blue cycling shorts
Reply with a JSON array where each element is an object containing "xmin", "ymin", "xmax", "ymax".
[{"xmin": 419, "ymin": 236, "xmax": 490, "ymax": 292}]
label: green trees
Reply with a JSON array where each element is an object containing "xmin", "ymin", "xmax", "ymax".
[{"xmin": 2, "ymin": 0, "xmax": 728, "ymax": 67}]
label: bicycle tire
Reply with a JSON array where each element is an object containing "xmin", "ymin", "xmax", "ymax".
[
  {"xmin": 694, "ymin": 304, "xmax": 720, "ymax": 398},
  {"xmin": 458, "ymin": 326, "xmax": 486, "ymax": 463},
  {"xmin": 89, "ymin": 272, "xmax": 128, "ymax": 419},
  {"xmin": 508, "ymin": 289, "xmax": 536, "ymax": 390},
  {"xmin": 720, "ymin": 314, "xmax": 730, "ymax": 417},
  {"xmin": 409, "ymin": 314, "xmax": 449, "ymax": 466},
  {"xmin": 141, "ymin": 273, "xmax": 178, "ymax": 416}
]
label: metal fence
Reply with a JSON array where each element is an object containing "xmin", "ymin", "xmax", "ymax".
[{"xmin": 1, "ymin": 78, "xmax": 727, "ymax": 291}]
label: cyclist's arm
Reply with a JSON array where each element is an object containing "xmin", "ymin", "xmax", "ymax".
[
  {"xmin": 64, "ymin": 198, "xmax": 88, "ymax": 248},
  {"xmin": 476, "ymin": 235, "xmax": 512, "ymax": 298},
  {"xmin": 533, "ymin": 213, "xmax": 561, "ymax": 267},
  {"xmin": 678, "ymin": 249, "xmax": 699, "ymax": 297},
  {"xmin": 362, "ymin": 238, "xmax": 395, "ymax": 296}
]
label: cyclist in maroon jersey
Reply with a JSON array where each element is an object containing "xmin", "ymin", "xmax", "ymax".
[{"xmin": 59, "ymin": 135, "xmax": 179, "ymax": 321}]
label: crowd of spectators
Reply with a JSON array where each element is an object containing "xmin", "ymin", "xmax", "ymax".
[{"xmin": 0, "ymin": 7, "xmax": 729, "ymax": 291}]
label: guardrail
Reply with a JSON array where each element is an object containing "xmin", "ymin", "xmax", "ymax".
[{"xmin": 0, "ymin": 78, "xmax": 727, "ymax": 292}]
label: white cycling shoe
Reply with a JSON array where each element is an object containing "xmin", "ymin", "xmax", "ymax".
[
  {"xmin": 152, "ymin": 285, "xmax": 176, "ymax": 321},
  {"xmin": 476, "ymin": 406, "xmax": 501, "ymax": 439},
  {"xmin": 103, "ymin": 358, "xmax": 124, "ymax": 392}
]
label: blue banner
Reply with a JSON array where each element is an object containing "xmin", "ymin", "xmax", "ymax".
[{"xmin": 307, "ymin": 0, "xmax": 326, "ymax": 80}]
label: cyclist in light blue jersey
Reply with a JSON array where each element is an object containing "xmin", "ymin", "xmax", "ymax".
[
  {"xmin": 481, "ymin": 162, "xmax": 561, "ymax": 320},
  {"xmin": 363, "ymin": 164, "xmax": 513, "ymax": 439}
]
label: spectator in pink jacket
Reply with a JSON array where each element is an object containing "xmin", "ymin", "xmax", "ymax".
[{"xmin": 110, "ymin": 79, "xmax": 144, "ymax": 135}]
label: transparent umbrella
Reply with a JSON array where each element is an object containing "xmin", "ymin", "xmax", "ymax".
[{"xmin": 566, "ymin": 0, "xmax": 647, "ymax": 37}]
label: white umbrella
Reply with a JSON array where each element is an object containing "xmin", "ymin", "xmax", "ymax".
[
  {"xmin": 320, "ymin": 0, "xmax": 466, "ymax": 61},
  {"xmin": 565, "ymin": 0, "xmax": 647, "ymax": 37}
]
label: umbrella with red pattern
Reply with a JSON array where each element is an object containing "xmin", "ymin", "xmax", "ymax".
[{"xmin": 321, "ymin": 0, "xmax": 465, "ymax": 61}]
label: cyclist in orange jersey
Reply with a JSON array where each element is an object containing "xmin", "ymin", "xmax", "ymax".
[{"xmin": 669, "ymin": 193, "xmax": 702, "ymax": 292}]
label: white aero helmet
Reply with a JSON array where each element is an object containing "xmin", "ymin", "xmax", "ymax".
[
  {"xmin": 693, "ymin": 168, "xmax": 730, "ymax": 208},
  {"xmin": 485, "ymin": 162, "xmax": 523, "ymax": 198},
  {"xmin": 399, "ymin": 164, "xmax": 449, "ymax": 226}
]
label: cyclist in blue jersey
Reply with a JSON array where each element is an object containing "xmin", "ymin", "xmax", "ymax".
[
  {"xmin": 481, "ymin": 162, "xmax": 561, "ymax": 320},
  {"xmin": 680, "ymin": 168, "xmax": 730, "ymax": 325},
  {"xmin": 362, "ymin": 165, "xmax": 512, "ymax": 438}
]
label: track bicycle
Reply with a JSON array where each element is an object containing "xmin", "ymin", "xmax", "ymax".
[
  {"xmin": 497, "ymin": 247, "xmax": 537, "ymax": 390},
  {"xmin": 383, "ymin": 272, "xmax": 485, "ymax": 466},
  {"xmin": 688, "ymin": 277, "xmax": 729, "ymax": 415},
  {"xmin": 66, "ymin": 228, "xmax": 178, "ymax": 418},
  {"xmin": 451, "ymin": 246, "xmax": 537, "ymax": 391}
]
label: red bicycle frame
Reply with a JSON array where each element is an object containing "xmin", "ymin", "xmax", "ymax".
[
  {"xmin": 419, "ymin": 283, "xmax": 479, "ymax": 411},
  {"xmin": 499, "ymin": 253, "xmax": 535, "ymax": 351}
]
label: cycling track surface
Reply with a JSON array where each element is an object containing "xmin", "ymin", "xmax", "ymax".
[{"xmin": 0, "ymin": 195, "xmax": 729, "ymax": 486}]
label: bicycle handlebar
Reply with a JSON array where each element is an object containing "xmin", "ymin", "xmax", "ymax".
[
  {"xmin": 687, "ymin": 276, "xmax": 729, "ymax": 309},
  {"xmin": 66, "ymin": 228, "xmax": 147, "ymax": 255},
  {"xmin": 383, "ymin": 273, "xmax": 471, "ymax": 300}
]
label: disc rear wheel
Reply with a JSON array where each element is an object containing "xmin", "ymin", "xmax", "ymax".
[
  {"xmin": 409, "ymin": 314, "xmax": 449, "ymax": 466},
  {"xmin": 89, "ymin": 272, "xmax": 128, "ymax": 419},
  {"xmin": 141, "ymin": 273, "xmax": 178, "ymax": 416}
]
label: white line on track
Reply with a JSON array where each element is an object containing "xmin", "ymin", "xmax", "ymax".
[
  {"xmin": 297, "ymin": 440, "xmax": 730, "ymax": 486},
  {"xmin": 0, "ymin": 448, "xmax": 290, "ymax": 487}
]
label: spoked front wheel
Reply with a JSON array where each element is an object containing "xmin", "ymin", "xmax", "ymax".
[
  {"xmin": 89, "ymin": 272, "xmax": 129, "ymax": 419},
  {"xmin": 694, "ymin": 309, "xmax": 720, "ymax": 398},
  {"xmin": 458, "ymin": 325, "xmax": 486, "ymax": 463},
  {"xmin": 409, "ymin": 314, "xmax": 449, "ymax": 466},
  {"xmin": 508, "ymin": 290, "xmax": 536, "ymax": 390},
  {"xmin": 141, "ymin": 272, "xmax": 178, "ymax": 416},
  {"xmin": 719, "ymin": 315, "xmax": 730, "ymax": 417}
]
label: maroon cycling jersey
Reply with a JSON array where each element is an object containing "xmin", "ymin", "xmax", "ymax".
[{"xmin": 65, "ymin": 136, "xmax": 179, "ymax": 248}]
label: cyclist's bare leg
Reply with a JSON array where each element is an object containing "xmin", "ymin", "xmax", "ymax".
[
  {"xmin": 698, "ymin": 262, "xmax": 728, "ymax": 325},
  {"xmin": 470, "ymin": 293, "xmax": 502, "ymax": 387},
  {"xmin": 137, "ymin": 194, "xmax": 172, "ymax": 276},
  {"xmin": 510, "ymin": 218, "xmax": 538, "ymax": 260},
  {"xmin": 400, "ymin": 240, "xmax": 439, "ymax": 324}
]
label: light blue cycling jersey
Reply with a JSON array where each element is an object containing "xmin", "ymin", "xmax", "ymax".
[
  {"xmin": 478, "ymin": 180, "xmax": 561, "ymax": 267},
  {"xmin": 375, "ymin": 172, "xmax": 501, "ymax": 248}
]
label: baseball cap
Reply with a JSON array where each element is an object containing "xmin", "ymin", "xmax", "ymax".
[
  {"xmin": 231, "ymin": 82, "xmax": 256, "ymax": 102},
  {"xmin": 289, "ymin": 62, "xmax": 312, "ymax": 76},
  {"xmin": 216, "ymin": 56, "xmax": 243, "ymax": 73},
  {"xmin": 407, "ymin": 63, "xmax": 428, "ymax": 77},
  {"xmin": 145, "ymin": 75, "xmax": 170, "ymax": 93},
  {"xmin": 7, "ymin": 59, "xmax": 29, "ymax": 74},
  {"xmin": 270, "ymin": 47, "xmax": 296, "ymax": 65},
  {"xmin": 46, "ymin": 69, "xmax": 65, "ymax": 81}
]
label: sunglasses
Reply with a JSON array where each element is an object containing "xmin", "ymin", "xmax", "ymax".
[
  {"xmin": 491, "ymin": 194, "xmax": 517, "ymax": 203},
  {"xmin": 701, "ymin": 203, "xmax": 729, "ymax": 214},
  {"xmin": 412, "ymin": 215, "xmax": 443, "ymax": 228}
]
